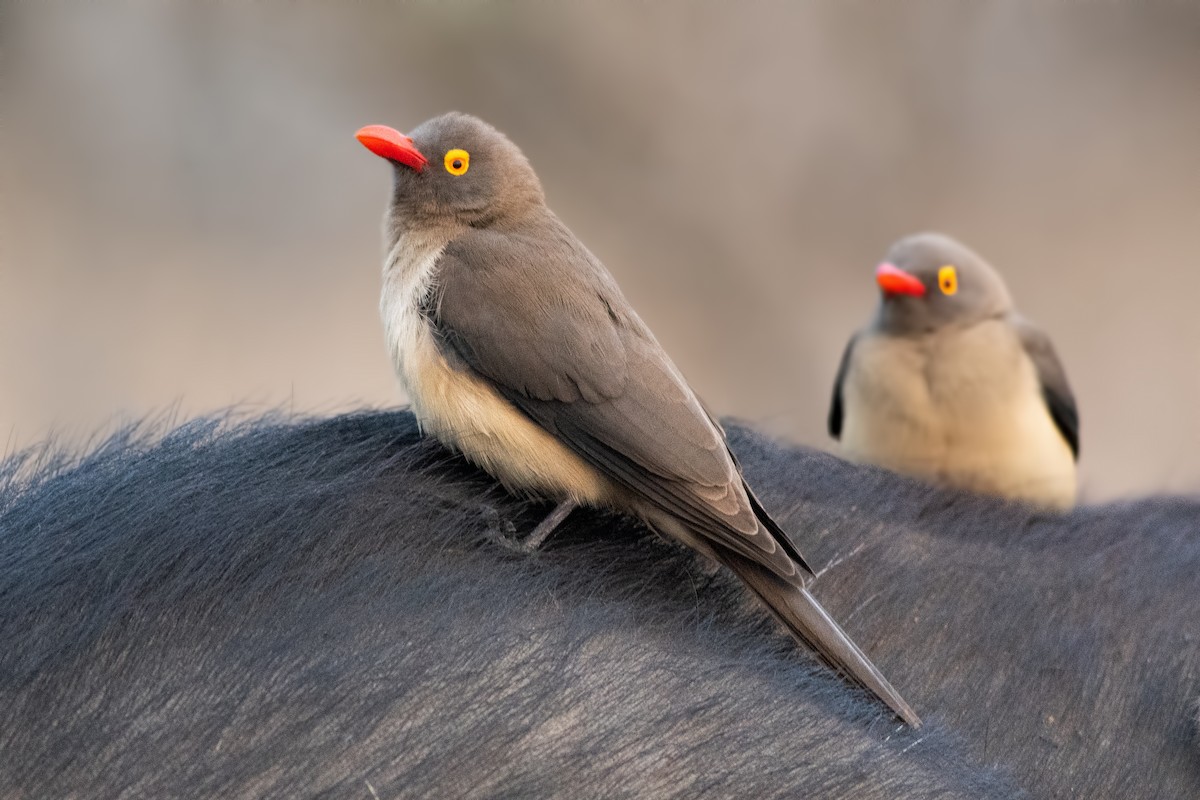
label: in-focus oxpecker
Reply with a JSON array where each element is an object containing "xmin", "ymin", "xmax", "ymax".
[
  {"xmin": 829, "ymin": 233, "xmax": 1079, "ymax": 509},
  {"xmin": 357, "ymin": 112, "xmax": 919, "ymax": 726}
]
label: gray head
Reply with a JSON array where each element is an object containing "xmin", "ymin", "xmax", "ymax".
[
  {"xmin": 871, "ymin": 233, "xmax": 1013, "ymax": 335},
  {"xmin": 356, "ymin": 112, "xmax": 545, "ymax": 238}
]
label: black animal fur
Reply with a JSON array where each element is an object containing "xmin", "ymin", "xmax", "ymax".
[{"xmin": 1, "ymin": 410, "xmax": 1197, "ymax": 797}]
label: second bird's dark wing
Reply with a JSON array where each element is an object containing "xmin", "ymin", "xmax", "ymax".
[
  {"xmin": 827, "ymin": 333, "xmax": 861, "ymax": 440},
  {"xmin": 1013, "ymin": 316, "xmax": 1079, "ymax": 459},
  {"xmin": 429, "ymin": 222, "xmax": 809, "ymax": 581}
]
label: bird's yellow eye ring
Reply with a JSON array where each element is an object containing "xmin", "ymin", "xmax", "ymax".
[
  {"xmin": 938, "ymin": 265, "xmax": 958, "ymax": 296},
  {"xmin": 444, "ymin": 149, "xmax": 469, "ymax": 176}
]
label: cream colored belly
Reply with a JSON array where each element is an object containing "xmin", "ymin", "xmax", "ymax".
[
  {"xmin": 400, "ymin": 327, "xmax": 614, "ymax": 504},
  {"xmin": 839, "ymin": 323, "xmax": 1077, "ymax": 509}
]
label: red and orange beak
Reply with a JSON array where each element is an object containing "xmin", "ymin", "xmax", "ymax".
[
  {"xmin": 356, "ymin": 124, "xmax": 428, "ymax": 172},
  {"xmin": 875, "ymin": 262, "xmax": 926, "ymax": 297}
]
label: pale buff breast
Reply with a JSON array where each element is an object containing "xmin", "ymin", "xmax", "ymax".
[
  {"xmin": 839, "ymin": 320, "xmax": 1077, "ymax": 509},
  {"xmin": 379, "ymin": 231, "xmax": 614, "ymax": 506}
]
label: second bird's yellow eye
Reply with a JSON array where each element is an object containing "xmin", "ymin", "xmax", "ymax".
[
  {"xmin": 444, "ymin": 149, "xmax": 469, "ymax": 176},
  {"xmin": 938, "ymin": 265, "xmax": 958, "ymax": 296}
]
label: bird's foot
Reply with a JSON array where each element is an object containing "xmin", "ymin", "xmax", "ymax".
[
  {"xmin": 520, "ymin": 498, "xmax": 577, "ymax": 552},
  {"xmin": 481, "ymin": 498, "xmax": 577, "ymax": 555},
  {"xmin": 480, "ymin": 503, "xmax": 518, "ymax": 542}
]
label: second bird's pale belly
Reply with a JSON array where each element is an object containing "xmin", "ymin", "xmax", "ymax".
[{"xmin": 839, "ymin": 323, "xmax": 1077, "ymax": 509}]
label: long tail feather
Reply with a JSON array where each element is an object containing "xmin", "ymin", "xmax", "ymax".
[{"xmin": 728, "ymin": 552, "xmax": 921, "ymax": 727}]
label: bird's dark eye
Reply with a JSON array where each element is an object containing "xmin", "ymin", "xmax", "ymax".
[
  {"xmin": 938, "ymin": 265, "xmax": 958, "ymax": 296},
  {"xmin": 444, "ymin": 148, "xmax": 470, "ymax": 176}
]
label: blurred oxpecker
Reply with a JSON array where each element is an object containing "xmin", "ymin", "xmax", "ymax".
[{"xmin": 829, "ymin": 233, "xmax": 1079, "ymax": 509}]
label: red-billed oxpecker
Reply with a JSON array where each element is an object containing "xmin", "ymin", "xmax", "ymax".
[
  {"xmin": 356, "ymin": 112, "xmax": 920, "ymax": 726},
  {"xmin": 830, "ymin": 233, "xmax": 1079, "ymax": 509}
]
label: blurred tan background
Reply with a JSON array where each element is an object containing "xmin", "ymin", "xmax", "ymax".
[{"xmin": 3, "ymin": 2, "xmax": 1198, "ymax": 502}]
